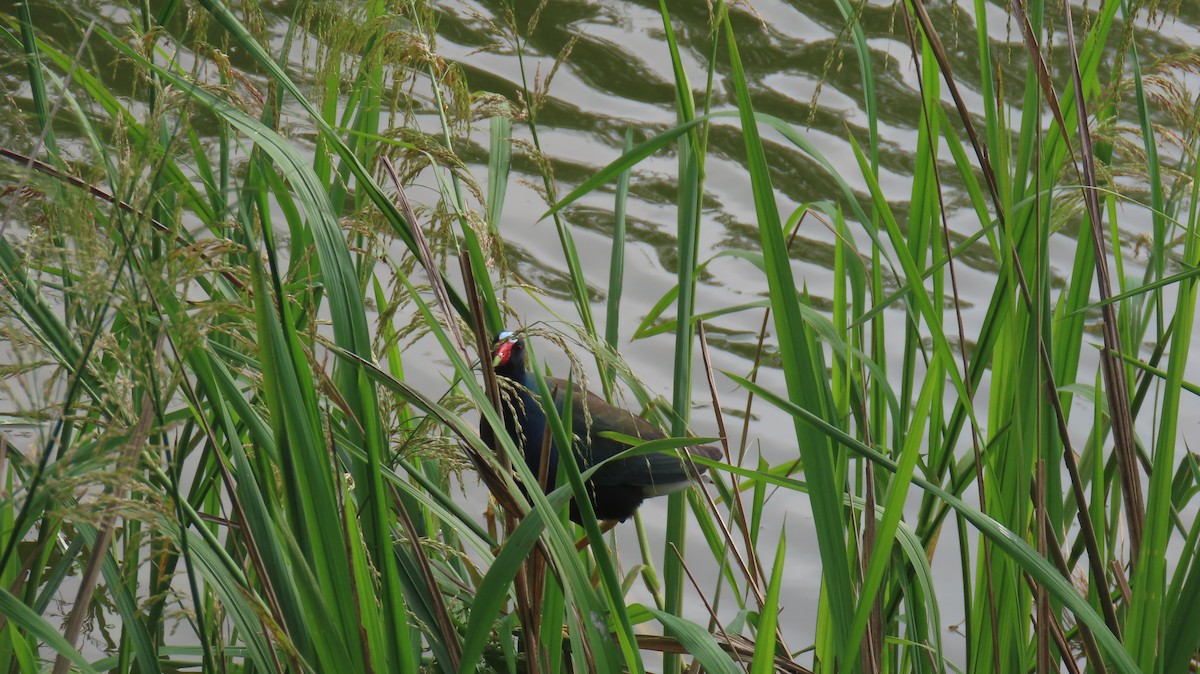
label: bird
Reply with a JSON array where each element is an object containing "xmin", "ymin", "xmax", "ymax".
[{"xmin": 480, "ymin": 330, "xmax": 723, "ymax": 524}]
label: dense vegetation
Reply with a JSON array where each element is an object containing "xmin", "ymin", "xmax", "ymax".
[{"xmin": 1, "ymin": 1, "xmax": 1198, "ymax": 672}]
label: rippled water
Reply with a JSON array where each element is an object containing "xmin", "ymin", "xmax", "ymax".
[
  {"xmin": 426, "ymin": 0, "xmax": 1200, "ymax": 663},
  {"xmin": 6, "ymin": 0, "xmax": 1200, "ymax": 667}
]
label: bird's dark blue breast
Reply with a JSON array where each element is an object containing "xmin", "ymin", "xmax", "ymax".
[{"xmin": 505, "ymin": 370, "xmax": 559, "ymax": 490}]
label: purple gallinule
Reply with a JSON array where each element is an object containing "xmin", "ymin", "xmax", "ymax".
[{"xmin": 481, "ymin": 331, "xmax": 722, "ymax": 524}]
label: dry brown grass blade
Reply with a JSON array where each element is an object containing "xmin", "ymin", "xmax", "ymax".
[
  {"xmin": 897, "ymin": 7, "xmax": 1001, "ymax": 669},
  {"xmin": 1000, "ymin": 0, "xmax": 1144, "ymax": 568},
  {"xmin": 695, "ymin": 322, "xmax": 771, "ymax": 621},
  {"xmin": 671, "ymin": 542, "xmax": 751, "ymax": 674},
  {"xmin": 381, "ymin": 157, "xmax": 468, "ymax": 361},
  {"xmin": 53, "ymin": 393, "xmax": 154, "ymax": 674},
  {"xmin": 391, "ymin": 479, "xmax": 462, "ymax": 671},
  {"xmin": 458, "ymin": 251, "xmax": 545, "ymax": 674},
  {"xmin": 1056, "ymin": 0, "xmax": 1145, "ymax": 564}
]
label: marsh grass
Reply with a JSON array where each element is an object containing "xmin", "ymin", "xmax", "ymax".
[{"xmin": 1, "ymin": 0, "xmax": 1199, "ymax": 673}]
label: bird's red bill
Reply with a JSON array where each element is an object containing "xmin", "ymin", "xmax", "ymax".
[{"xmin": 492, "ymin": 340, "xmax": 514, "ymax": 367}]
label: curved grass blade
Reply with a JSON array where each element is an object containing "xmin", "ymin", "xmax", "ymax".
[
  {"xmin": 0, "ymin": 588, "xmax": 99, "ymax": 674},
  {"xmin": 722, "ymin": 8, "xmax": 857, "ymax": 667},
  {"xmin": 642, "ymin": 606, "xmax": 742, "ymax": 674}
]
